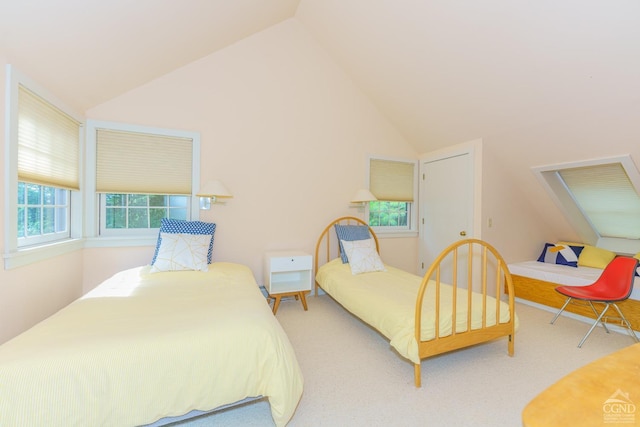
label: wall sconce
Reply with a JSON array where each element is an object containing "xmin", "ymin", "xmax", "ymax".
[
  {"xmin": 196, "ymin": 180, "xmax": 233, "ymax": 210},
  {"xmin": 350, "ymin": 189, "xmax": 377, "ymax": 207}
]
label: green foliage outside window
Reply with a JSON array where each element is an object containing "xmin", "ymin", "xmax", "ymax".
[
  {"xmin": 105, "ymin": 194, "xmax": 188, "ymax": 229},
  {"xmin": 17, "ymin": 182, "xmax": 68, "ymax": 239},
  {"xmin": 369, "ymin": 201, "xmax": 409, "ymax": 227}
]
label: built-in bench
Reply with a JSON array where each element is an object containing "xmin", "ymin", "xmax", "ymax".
[{"xmin": 508, "ymin": 260, "xmax": 640, "ymax": 331}]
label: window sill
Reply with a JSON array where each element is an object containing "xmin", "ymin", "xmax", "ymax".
[
  {"xmin": 4, "ymin": 238, "xmax": 84, "ymax": 270},
  {"xmin": 3, "ymin": 236, "xmax": 159, "ymax": 269},
  {"xmin": 84, "ymin": 236, "xmax": 158, "ymax": 248},
  {"xmin": 373, "ymin": 230, "xmax": 418, "ymax": 239}
]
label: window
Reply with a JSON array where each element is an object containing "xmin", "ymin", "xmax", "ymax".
[
  {"xmin": 4, "ymin": 66, "xmax": 83, "ymax": 268},
  {"xmin": 18, "ymin": 183, "xmax": 70, "ymax": 246},
  {"xmin": 85, "ymin": 120, "xmax": 200, "ymax": 243},
  {"xmin": 100, "ymin": 194, "xmax": 189, "ymax": 236},
  {"xmin": 369, "ymin": 201, "xmax": 409, "ymax": 227},
  {"xmin": 367, "ymin": 157, "xmax": 418, "ymax": 234},
  {"xmin": 534, "ymin": 155, "xmax": 640, "ymax": 254}
]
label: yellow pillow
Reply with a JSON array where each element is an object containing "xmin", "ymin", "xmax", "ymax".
[
  {"xmin": 557, "ymin": 241, "xmax": 585, "ymax": 247},
  {"xmin": 578, "ymin": 245, "xmax": 616, "ymax": 269}
]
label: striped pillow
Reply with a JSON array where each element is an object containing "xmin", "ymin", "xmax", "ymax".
[{"xmin": 334, "ymin": 224, "xmax": 372, "ymax": 263}]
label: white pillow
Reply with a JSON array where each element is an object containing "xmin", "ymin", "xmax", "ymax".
[
  {"xmin": 341, "ymin": 238, "xmax": 386, "ymax": 275},
  {"xmin": 150, "ymin": 232, "xmax": 211, "ymax": 273}
]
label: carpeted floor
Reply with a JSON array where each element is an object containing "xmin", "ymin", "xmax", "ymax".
[{"xmin": 175, "ymin": 295, "xmax": 636, "ymax": 427}]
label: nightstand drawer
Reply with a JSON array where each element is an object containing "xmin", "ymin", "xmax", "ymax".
[{"xmin": 269, "ymin": 255, "xmax": 312, "ymax": 272}]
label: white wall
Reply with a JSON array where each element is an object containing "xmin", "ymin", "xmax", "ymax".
[{"xmin": 83, "ymin": 19, "xmax": 419, "ymax": 292}]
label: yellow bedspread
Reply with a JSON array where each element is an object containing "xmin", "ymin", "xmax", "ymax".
[
  {"xmin": 0, "ymin": 263, "xmax": 303, "ymax": 427},
  {"xmin": 316, "ymin": 258, "xmax": 517, "ymax": 364}
]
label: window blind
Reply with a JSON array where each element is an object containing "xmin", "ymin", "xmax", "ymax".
[
  {"xmin": 369, "ymin": 159, "xmax": 415, "ymax": 201},
  {"xmin": 18, "ymin": 85, "xmax": 80, "ymax": 190},
  {"xmin": 96, "ymin": 129, "xmax": 193, "ymax": 194},
  {"xmin": 559, "ymin": 163, "xmax": 640, "ymax": 238}
]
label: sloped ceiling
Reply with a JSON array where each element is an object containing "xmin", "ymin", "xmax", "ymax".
[
  {"xmin": 296, "ymin": 1, "xmax": 640, "ymax": 153},
  {"xmin": 0, "ymin": 0, "xmax": 301, "ymax": 111},
  {"xmin": 2, "ymin": 1, "xmax": 639, "ymax": 155}
]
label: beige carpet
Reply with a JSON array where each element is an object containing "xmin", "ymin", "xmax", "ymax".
[{"xmin": 175, "ymin": 295, "xmax": 636, "ymax": 427}]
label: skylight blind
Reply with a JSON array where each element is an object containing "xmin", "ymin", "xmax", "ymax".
[
  {"xmin": 559, "ymin": 163, "xmax": 640, "ymax": 239},
  {"xmin": 370, "ymin": 159, "xmax": 415, "ymax": 201},
  {"xmin": 18, "ymin": 85, "xmax": 80, "ymax": 190},
  {"xmin": 96, "ymin": 129, "xmax": 193, "ymax": 194}
]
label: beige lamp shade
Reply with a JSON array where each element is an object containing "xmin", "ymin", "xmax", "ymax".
[
  {"xmin": 196, "ymin": 180, "xmax": 233, "ymax": 198},
  {"xmin": 196, "ymin": 180, "xmax": 232, "ymax": 209},
  {"xmin": 351, "ymin": 189, "xmax": 377, "ymax": 204}
]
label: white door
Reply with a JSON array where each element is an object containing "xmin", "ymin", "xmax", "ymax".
[{"xmin": 419, "ymin": 143, "xmax": 478, "ymax": 276}]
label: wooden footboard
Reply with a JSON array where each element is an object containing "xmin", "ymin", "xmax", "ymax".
[
  {"xmin": 512, "ymin": 274, "xmax": 640, "ymax": 331},
  {"xmin": 415, "ymin": 239, "xmax": 516, "ymax": 387}
]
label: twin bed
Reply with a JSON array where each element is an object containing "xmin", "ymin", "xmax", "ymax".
[
  {"xmin": 0, "ymin": 259, "xmax": 303, "ymax": 426},
  {"xmin": 315, "ymin": 217, "xmax": 518, "ymax": 387}
]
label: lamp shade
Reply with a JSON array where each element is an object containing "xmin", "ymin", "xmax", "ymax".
[
  {"xmin": 351, "ymin": 188, "xmax": 377, "ymax": 203},
  {"xmin": 196, "ymin": 180, "xmax": 232, "ymax": 198}
]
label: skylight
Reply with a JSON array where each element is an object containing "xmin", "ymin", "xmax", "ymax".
[
  {"xmin": 559, "ymin": 163, "xmax": 640, "ymax": 239},
  {"xmin": 534, "ymin": 155, "xmax": 640, "ymax": 254}
]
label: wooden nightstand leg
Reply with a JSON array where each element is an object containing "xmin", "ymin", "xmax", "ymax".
[
  {"xmin": 299, "ymin": 292, "xmax": 308, "ymax": 311},
  {"xmin": 272, "ymin": 295, "xmax": 282, "ymax": 315}
]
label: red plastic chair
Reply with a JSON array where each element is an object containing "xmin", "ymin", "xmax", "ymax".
[{"xmin": 550, "ymin": 256, "xmax": 639, "ymax": 347}]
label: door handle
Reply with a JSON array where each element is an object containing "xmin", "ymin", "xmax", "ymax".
[{"xmin": 459, "ymin": 231, "xmax": 466, "ymax": 236}]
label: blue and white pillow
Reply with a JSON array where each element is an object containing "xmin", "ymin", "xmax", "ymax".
[
  {"xmin": 151, "ymin": 218, "xmax": 216, "ymax": 265},
  {"xmin": 334, "ymin": 224, "xmax": 372, "ymax": 263},
  {"xmin": 537, "ymin": 243, "xmax": 583, "ymax": 268}
]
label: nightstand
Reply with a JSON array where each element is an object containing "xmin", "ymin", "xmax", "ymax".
[{"xmin": 264, "ymin": 251, "xmax": 313, "ymax": 314}]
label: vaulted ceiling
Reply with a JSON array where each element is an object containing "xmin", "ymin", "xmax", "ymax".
[
  {"xmin": 2, "ymin": 1, "xmax": 639, "ymax": 154},
  {"xmin": 0, "ymin": 0, "xmax": 301, "ymax": 110}
]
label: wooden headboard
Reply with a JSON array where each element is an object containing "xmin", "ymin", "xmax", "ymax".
[{"xmin": 314, "ymin": 216, "xmax": 379, "ymax": 295}]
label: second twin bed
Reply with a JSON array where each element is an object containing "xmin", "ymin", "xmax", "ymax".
[{"xmin": 314, "ymin": 216, "xmax": 518, "ymax": 387}]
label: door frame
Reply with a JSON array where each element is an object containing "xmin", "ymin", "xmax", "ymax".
[{"xmin": 418, "ymin": 139, "xmax": 483, "ymax": 274}]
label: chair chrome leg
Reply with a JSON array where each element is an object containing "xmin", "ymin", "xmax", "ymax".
[
  {"xmin": 550, "ymin": 298, "xmax": 572, "ymax": 324},
  {"xmin": 588, "ymin": 301, "xmax": 610, "ymax": 334},
  {"xmin": 578, "ymin": 304, "xmax": 611, "ymax": 348},
  {"xmin": 610, "ymin": 304, "xmax": 640, "ymax": 343}
]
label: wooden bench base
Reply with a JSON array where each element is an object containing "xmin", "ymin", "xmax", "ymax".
[{"xmin": 512, "ymin": 274, "xmax": 640, "ymax": 331}]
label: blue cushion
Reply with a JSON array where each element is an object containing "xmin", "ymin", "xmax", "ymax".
[
  {"xmin": 151, "ymin": 218, "xmax": 216, "ymax": 265},
  {"xmin": 537, "ymin": 243, "xmax": 583, "ymax": 268},
  {"xmin": 334, "ymin": 224, "xmax": 372, "ymax": 263}
]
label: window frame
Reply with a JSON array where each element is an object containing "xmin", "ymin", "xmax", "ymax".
[
  {"xmin": 98, "ymin": 193, "xmax": 191, "ymax": 237},
  {"xmin": 84, "ymin": 120, "xmax": 201, "ymax": 248},
  {"xmin": 17, "ymin": 183, "xmax": 71, "ymax": 246},
  {"xmin": 4, "ymin": 65, "xmax": 84, "ymax": 269},
  {"xmin": 533, "ymin": 154, "xmax": 640, "ymax": 254},
  {"xmin": 366, "ymin": 155, "xmax": 419, "ymax": 237}
]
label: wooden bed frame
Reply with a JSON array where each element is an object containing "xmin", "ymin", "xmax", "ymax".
[
  {"xmin": 512, "ymin": 274, "xmax": 640, "ymax": 331},
  {"xmin": 315, "ymin": 216, "xmax": 517, "ymax": 387}
]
